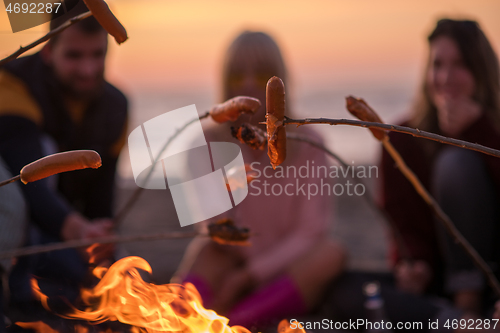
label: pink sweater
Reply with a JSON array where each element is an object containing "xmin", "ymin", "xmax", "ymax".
[{"xmin": 199, "ymin": 123, "xmax": 333, "ymax": 284}]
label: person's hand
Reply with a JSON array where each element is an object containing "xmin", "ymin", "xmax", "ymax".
[
  {"xmin": 394, "ymin": 260, "xmax": 433, "ymax": 295},
  {"xmin": 61, "ymin": 213, "xmax": 115, "ymax": 264},
  {"xmin": 213, "ymin": 268, "xmax": 256, "ymax": 313},
  {"xmin": 81, "ymin": 218, "xmax": 114, "ymax": 240},
  {"xmin": 61, "ymin": 212, "xmax": 89, "ymax": 241},
  {"xmin": 61, "ymin": 213, "xmax": 114, "ymax": 240},
  {"xmin": 83, "ymin": 218, "xmax": 115, "ymax": 265},
  {"xmin": 435, "ymin": 95, "xmax": 482, "ymax": 137}
]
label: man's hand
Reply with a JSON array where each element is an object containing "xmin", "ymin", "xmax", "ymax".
[
  {"xmin": 61, "ymin": 212, "xmax": 115, "ymax": 264},
  {"xmin": 81, "ymin": 218, "xmax": 114, "ymax": 240},
  {"xmin": 61, "ymin": 212, "xmax": 89, "ymax": 241},
  {"xmin": 61, "ymin": 212, "xmax": 113, "ymax": 241},
  {"xmin": 394, "ymin": 260, "xmax": 433, "ymax": 295},
  {"xmin": 435, "ymin": 95, "xmax": 482, "ymax": 137}
]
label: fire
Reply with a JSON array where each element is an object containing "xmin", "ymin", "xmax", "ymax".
[
  {"xmin": 27, "ymin": 256, "xmax": 250, "ymax": 333},
  {"xmin": 16, "ymin": 321, "xmax": 59, "ymax": 333},
  {"xmin": 277, "ymin": 319, "xmax": 306, "ymax": 333}
]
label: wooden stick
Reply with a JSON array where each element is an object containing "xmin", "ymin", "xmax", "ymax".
[
  {"xmin": 114, "ymin": 112, "xmax": 210, "ymax": 226},
  {"xmin": 285, "ymin": 132, "xmax": 413, "ymax": 260},
  {"xmin": 0, "ymin": 175, "xmax": 20, "ymax": 188},
  {"xmin": 0, "ymin": 11, "xmax": 92, "ymax": 68},
  {"xmin": 283, "ymin": 117, "xmax": 500, "ymax": 159},
  {"xmin": 0, "ymin": 231, "xmax": 201, "ymax": 260},
  {"xmin": 283, "ymin": 116, "xmax": 500, "ymax": 296},
  {"xmin": 381, "ymin": 137, "xmax": 500, "ymax": 296}
]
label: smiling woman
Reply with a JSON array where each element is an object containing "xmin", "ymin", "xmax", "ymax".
[
  {"xmin": 380, "ymin": 18, "xmax": 500, "ymax": 316},
  {"xmin": 171, "ymin": 30, "xmax": 346, "ymax": 329}
]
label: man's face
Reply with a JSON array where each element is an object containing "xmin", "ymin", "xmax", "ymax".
[{"xmin": 44, "ymin": 25, "xmax": 108, "ymax": 98}]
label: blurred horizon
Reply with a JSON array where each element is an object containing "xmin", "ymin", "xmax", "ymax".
[{"xmin": 1, "ymin": 0, "xmax": 499, "ymax": 176}]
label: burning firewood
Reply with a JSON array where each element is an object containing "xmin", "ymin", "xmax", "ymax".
[
  {"xmin": 208, "ymin": 218, "xmax": 250, "ymax": 246},
  {"xmin": 209, "ymin": 96, "xmax": 261, "ymax": 123},
  {"xmin": 266, "ymin": 76, "xmax": 287, "ymax": 169}
]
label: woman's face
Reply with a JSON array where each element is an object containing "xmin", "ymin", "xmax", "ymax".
[
  {"xmin": 226, "ymin": 61, "xmax": 273, "ymax": 123},
  {"xmin": 227, "ymin": 64, "xmax": 270, "ymax": 104},
  {"xmin": 426, "ymin": 36, "xmax": 476, "ymax": 103}
]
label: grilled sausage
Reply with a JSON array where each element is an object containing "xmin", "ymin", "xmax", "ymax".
[
  {"xmin": 20, "ymin": 150, "xmax": 102, "ymax": 184},
  {"xmin": 266, "ymin": 76, "xmax": 286, "ymax": 169}
]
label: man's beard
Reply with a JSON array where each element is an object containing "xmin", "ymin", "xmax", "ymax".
[{"xmin": 57, "ymin": 75, "xmax": 105, "ymax": 101}]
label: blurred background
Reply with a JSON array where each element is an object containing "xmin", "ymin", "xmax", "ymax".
[
  {"xmin": 2, "ymin": 0, "xmax": 500, "ymax": 171},
  {"xmin": 1, "ymin": 0, "xmax": 500, "ymax": 280}
]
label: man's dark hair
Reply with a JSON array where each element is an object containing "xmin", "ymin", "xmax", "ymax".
[{"xmin": 49, "ymin": 0, "xmax": 105, "ymax": 43}]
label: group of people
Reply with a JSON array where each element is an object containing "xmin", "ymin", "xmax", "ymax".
[{"xmin": 0, "ymin": 2, "xmax": 499, "ymax": 331}]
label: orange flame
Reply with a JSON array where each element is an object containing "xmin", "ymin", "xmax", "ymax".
[
  {"xmin": 86, "ymin": 243, "xmax": 101, "ymax": 265},
  {"xmin": 16, "ymin": 321, "xmax": 59, "ymax": 333},
  {"xmin": 278, "ymin": 319, "xmax": 307, "ymax": 333},
  {"xmin": 30, "ymin": 256, "xmax": 250, "ymax": 333}
]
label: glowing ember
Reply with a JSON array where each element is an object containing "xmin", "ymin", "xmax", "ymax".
[
  {"xmin": 278, "ymin": 319, "xmax": 306, "ymax": 333},
  {"xmin": 27, "ymin": 256, "xmax": 251, "ymax": 333}
]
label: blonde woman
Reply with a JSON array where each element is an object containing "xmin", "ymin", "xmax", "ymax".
[{"xmin": 173, "ymin": 31, "xmax": 346, "ymax": 327}]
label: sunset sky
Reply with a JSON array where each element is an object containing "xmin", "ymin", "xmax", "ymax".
[
  {"xmin": 2, "ymin": 1, "xmax": 499, "ymax": 92},
  {"xmin": 1, "ymin": 0, "xmax": 500, "ymax": 168}
]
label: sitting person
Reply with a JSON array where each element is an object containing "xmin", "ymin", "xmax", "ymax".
[
  {"xmin": 0, "ymin": 2, "xmax": 127, "ymax": 321},
  {"xmin": 172, "ymin": 31, "xmax": 346, "ymax": 328},
  {"xmin": 0, "ymin": 158, "xmax": 28, "ymax": 331},
  {"xmin": 322, "ymin": 18, "xmax": 500, "ymax": 330},
  {"xmin": 381, "ymin": 18, "xmax": 500, "ymax": 316}
]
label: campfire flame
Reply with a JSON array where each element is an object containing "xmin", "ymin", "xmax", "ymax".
[
  {"xmin": 16, "ymin": 321, "xmax": 59, "ymax": 333},
  {"xmin": 26, "ymin": 256, "xmax": 250, "ymax": 333},
  {"xmin": 278, "ymin": 319, "xmax": 306, "ymax": 333}
]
